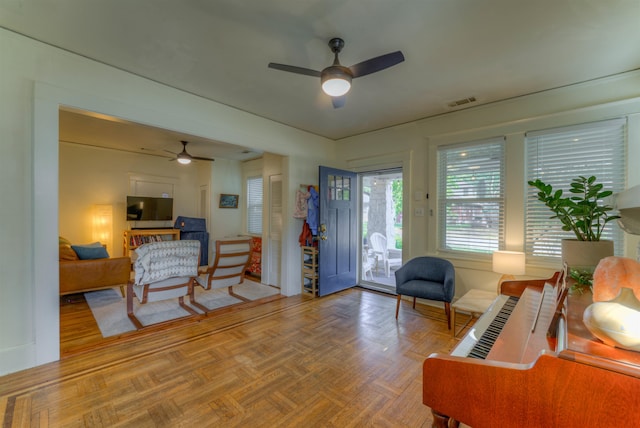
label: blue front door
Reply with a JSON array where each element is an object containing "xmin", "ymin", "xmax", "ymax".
[{"xmin": 318, "ymin": 166, "xmax": 357, "ymax": 296}]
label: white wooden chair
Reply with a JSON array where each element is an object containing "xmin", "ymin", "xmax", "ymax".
[
  {"xmin": 195, "ymin": 239, "xmax": 253, "ymax": 306},
  {"xmin": 362, "ymin": 250, "xmax": 374, "ymax": 281},
  {"xmin": 369, "ymin": 232, "xmax": 402, "ymax": 277},
  {"xmin": 127, "ymin": 240, "xmax": 202, "ymax": 329}
]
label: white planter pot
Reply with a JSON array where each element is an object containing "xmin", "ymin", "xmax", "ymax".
[{"xmin": 561, "ymin": 239, "xmax": 614, "ymax": 269}]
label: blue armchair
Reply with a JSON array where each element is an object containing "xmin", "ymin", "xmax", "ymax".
[{"xmin": 394, "ymin": 257, "xmax": 455, "ymax": 329}]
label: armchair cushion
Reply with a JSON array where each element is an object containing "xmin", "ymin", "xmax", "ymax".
[
  {"xmin": 394, "ymin": 256, "xmax": 455, "ymax": 327},
  {"xmin": 397, "ymin": 279, "xmax": 448, "ymax": 302},
  {"xmin": 395, "ymin": 257, "xmax": 455, "ymax": 302}
]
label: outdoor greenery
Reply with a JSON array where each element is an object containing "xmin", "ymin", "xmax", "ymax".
[
  {"xmin": 528, "ymin": 175, "xmax": 619, "ymax": 241},
  {"xmin": 392, "ymin": 179, "xmax": 402, "ymax": 221},
  {"xmin": 362, "ymin": 176, "xmax": 403, "ymax": 249}
]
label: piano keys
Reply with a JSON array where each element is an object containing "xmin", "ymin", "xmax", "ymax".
[
  {"xmin": 451, "ymin": 294, "xmax": 515, "ymax": 360},
  {"xmin": 466, "ymin": 295, "xmax": 518, "ymax": 359},
  {"xmin": 422, "ymin": 274, "xmax": 640, "ymax": 428}
]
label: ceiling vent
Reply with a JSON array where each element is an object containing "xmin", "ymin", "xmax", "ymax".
[{"xmin": 447, "ymin": 96, "xmax": 477, "ymax": 108}]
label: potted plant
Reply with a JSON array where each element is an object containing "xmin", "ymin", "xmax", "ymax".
[{"xmin": 528, "ymin": 175, "xmax": 619, "ymax": 269}]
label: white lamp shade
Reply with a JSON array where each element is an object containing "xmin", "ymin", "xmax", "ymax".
[
  {"xmin": 492, "ymin": 250, "xmax": 525, "ymax": 275},
  {"xmin": 92, "ymin": 204, "xmax": 113, "ymax": 251},
  {"xmin": 322, "ymin": 78, "xmax": 351, "ymax": 97},
  {"xmin": 177, "ymin": 157, "xmax": 191, "ymax": 165}
]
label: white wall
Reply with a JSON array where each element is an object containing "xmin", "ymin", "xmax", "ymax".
[
  {"xmin": 339, "ymin": 72, "xmax": 640, "ymax": 297},
  {"xmin": 210, "ymin": 158, "xmax": 244, "ymax": 241},
  {"xmin": 0, "ymin": 28, "xmax": 334, "ymax": 375},
  {"xmin": 3, "ymin": 24, "xmax": 640, "ymax": 375},
  {"xmin": 59, "ymin": 142, "xmax": 205, "ymax": 255}
]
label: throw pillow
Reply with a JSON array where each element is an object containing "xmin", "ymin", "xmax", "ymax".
[
  {"xmin": 59, "ymin": 245, "xmax": 79, "ymax": 261},
  {"xmin": 71, "ymin": 244, "xmax": 109, "ymax": 260}
]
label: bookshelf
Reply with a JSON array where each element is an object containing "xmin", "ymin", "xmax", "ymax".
[
  {"xmin": 123, "ymin": 229, "xmax": 181, "ymax": 259},
  {"xmin": 301, "ymin": 246, "xmax": 318, "ymax": 297}
]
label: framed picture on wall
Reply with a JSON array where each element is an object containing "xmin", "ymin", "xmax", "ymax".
[{"xmin": 219, "ymin": 194, "xmax": 239, "ymax": 209}]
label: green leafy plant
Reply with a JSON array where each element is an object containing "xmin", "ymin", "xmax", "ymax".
[
  {"xmin": 528, "ymin": 175, "xmax": 620, "ymax": 241},
  {"xmin": 569, "ymin": 268, "xmax": 593, "ymax": 293}
]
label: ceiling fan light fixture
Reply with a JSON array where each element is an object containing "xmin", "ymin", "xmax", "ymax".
[
  {"xmin": 268, "ymin": 37, "xmax": 404, "ymax": 107},
  {"xmin": 321, "ymin": 66, "xmax": 352, "ymax": 97},
  {"xmin": 177, "ymin": 156, "xmax": 191, "ymax": 165}
]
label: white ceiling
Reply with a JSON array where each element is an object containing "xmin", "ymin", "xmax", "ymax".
[
  {"xmin": 3, "ymin": 1, "xmax": 640, "ymax": 158},
  {"xmin": 58, "ymin": 107, "xmax": 263, "ymax": 162}
]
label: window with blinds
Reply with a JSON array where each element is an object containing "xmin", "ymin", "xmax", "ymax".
[
  {"xmin": 438, "ymin": 137, "xmax": 505, "ymax": 254},
  {"xmin": 247, "ymin": 176, "xmax": 263, "ymax": 235},
  {"xmin": 525, "ymin": 118, "xmax": 626, "ymax": 261}
]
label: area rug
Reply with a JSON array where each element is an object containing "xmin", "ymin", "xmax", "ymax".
[
  {"xmin": 229, "ymin": 281, "xmax": 282, "ymax": 300},
  {"xmin": 85, "ymin": 280, "xmax": 279, "ymax": 338}
]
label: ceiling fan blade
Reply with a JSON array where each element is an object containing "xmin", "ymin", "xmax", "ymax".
[
  {"xmin": 191, "ymin": 156, "xmax": 215, "ymax": 162},
  {"xmin": 349, "ymin": 51, "xmax": 405, "ymax": 78},
  {"xmin": 268, "ymin": 62, "xmax": 322, "ymax": 77},
  {"xmin": 332, "ymin": 96, "xmax": 346, "ymax": 109},
  {"xmin": 163, "ymin": 149, "xmax": 178, "ymax": 155}
]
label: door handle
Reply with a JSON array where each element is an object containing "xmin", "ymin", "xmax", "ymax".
[{"xmin": 319, "ymin": 224, "xmax": 327, "ymax": 240}]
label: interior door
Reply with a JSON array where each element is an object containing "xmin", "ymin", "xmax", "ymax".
[
  {"xmin": 318, "ymin": 166, "xmax": 358, "ymax": 296},
  {"xmin": 267, "ymin": 174, "xmax": 282, "ymax": 287}
]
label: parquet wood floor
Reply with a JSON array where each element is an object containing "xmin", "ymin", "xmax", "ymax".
[{"xmin": 1, "ymin": 288, "xmax": 459, "ymax": 427}]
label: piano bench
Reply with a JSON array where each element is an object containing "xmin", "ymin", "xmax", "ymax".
[{"xmin": 451, "ymin": 289, "xmax": 496, "ymax": 338}]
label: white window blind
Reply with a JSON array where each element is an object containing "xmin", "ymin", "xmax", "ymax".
[
  {"xmin": 438, "ymin": 138, "xmax": 505, "ymax": 254},
  {"xmin": 247, "ymin": 176, "xmax": 263, "ymax": 235},
  {"xmin": 525, "ymin": 118, "xmax": 626, "ymax": 261}
]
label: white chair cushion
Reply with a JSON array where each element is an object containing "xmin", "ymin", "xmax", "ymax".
[
  {"xmin": 134, "ymin": 240, "xmax": 200, "ymax": 285},
  {"xmin": 196, "ymin": 273, "xmax": 244, "ymax": 289},
  {"xmin": 133, "ymin": 276, "xmax": 193, "ymax": 302}
]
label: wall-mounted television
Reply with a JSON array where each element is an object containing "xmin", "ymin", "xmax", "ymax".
[{"xmin": 126, "ymin": 196, "xmax": 173, "ymax": 221}]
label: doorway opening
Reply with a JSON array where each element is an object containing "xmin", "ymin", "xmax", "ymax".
[{"xmin": 360, "ymin": 169, "xmax": 403, "ymax": 293}]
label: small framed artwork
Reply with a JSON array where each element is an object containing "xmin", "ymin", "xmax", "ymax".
[{"xmin": 219, "ymin": 194, "xmax": 239, "ymax": 209}]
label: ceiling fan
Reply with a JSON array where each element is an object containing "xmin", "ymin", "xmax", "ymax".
[
  {"xmin": 268, "ymin": 37, "xmax": 405, "ymax": 108},
  {"xmin": 165, "ymin": 140, "xmax": 215, "ymax": 164}
]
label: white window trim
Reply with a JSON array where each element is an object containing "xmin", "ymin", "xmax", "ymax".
[
  {"xmin": 246, "ymin": 175, "xmax": 263, "ymax": 236},
  {"xmin": 437, "ymin": 137, "xmax": 506, "ymax": 256},
  {"xmin": 525, "ymin": 118, "xmax": 627, "ymax": 264}
]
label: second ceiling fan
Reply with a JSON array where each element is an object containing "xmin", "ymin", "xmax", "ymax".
[
  {"xmin": 166, "ymin": 140, "xmax": 215, "ymax": 164},
  {"xmin": 268, "ymin": 38, "xmax": 405, "ymax": 108}
]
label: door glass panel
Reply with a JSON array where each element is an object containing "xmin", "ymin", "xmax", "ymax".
[
  {"xmin": 360, "ymin": 169, "xmax": 403, "ymax": 293},
  {"xmin": 343, "ymin": 177, "xmax": 351, "ymax": 200},
  {"xmin": 327, "ymin": 174, "xmax": 354, "ymax": 201}
]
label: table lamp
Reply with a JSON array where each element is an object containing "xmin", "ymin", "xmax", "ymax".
[{"xmin": 492, "ymin": 250, "xmax": 526, "ymax": 292}]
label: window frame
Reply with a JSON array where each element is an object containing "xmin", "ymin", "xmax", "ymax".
[
  {"xmin": 437, "ymin": 137, "xmax": 506, "ymax": 256},
  {"xmin": 525, "ymin": 118, "xmax": 627, "ymax": 264},
  {"xmin": 246, "ymin": 175, "xmax": 263, "ymax": 236}
]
